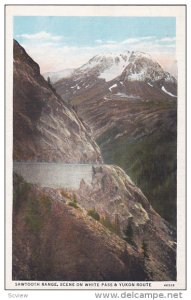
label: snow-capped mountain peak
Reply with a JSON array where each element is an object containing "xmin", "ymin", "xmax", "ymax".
[
  {"xmin": 122, "ymin": 51, "xmax": 176, "ymax": 83},
  {"xmin": 54, "ymin": 50, "xmax": 177, "ymax": 101},
  {"xmin": 129, "ymin": 51, "xmax": 152, "ymax": 60},
  {"xmin": 75, "ymin": 50, "xmax": 175, "ymax": 84},
  {"xmin": 78, "ymin": 51, "xmax": 132, "ymax": 81}
]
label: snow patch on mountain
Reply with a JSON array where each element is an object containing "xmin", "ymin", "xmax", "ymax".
[
  {"xmin": 98, "ymin": 54, "xmax": 131, "ymax": 82},
  {"xmin": 115, "ymin": 92, "xmax": 141, "ymax": 99},
  {"xmin": 161, "ymin": 86, "xmax": 177, "ymax": 97},
  {"xmin": 164, "ymin": 72, "xmax": 177, "ymax": 84},
  {"xmin": 115, "ymin": 92, "xmax": 127, "ymax": 97},
  {"xmin": 130, "ymin": 51, "xmax": 152, "ymax": 60},
  {"xmin": 79, "ymin": 57, "xmax": 101, "ymax": 71},
  {"xmin": 128, "ymin": 69, "xmax": 146, "ymax": 81},
  {"xmin": 77, "ymin": 52, "xmax": 131, "ymax": 82},
  {"xmin": 109, "ymin": 83, "xmax": 118, "ymax": 91}
]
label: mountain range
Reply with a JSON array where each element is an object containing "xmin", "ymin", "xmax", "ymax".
[
  {"xmin": 54, "ymin": 51, "xmax": 177, "ymax": 226},
  {"xmin": 13, "ymin": 40, "xmax": 176, "ymax": 281},
  {"xmin": 54, "ymin": 51, "xmax": 177, "ymax": 102}
]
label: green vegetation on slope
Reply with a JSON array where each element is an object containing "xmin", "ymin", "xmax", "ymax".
[
  {"xmin": 98, "ymin": 123, "xmax": 177, "ymax": 227},
  {"xmin": 87, "ymin": 208, "xmax": 100, "ymax": 221},
  {"xmin": 13, "ymin": 173, "xmax": 52, "ymax": 232}
]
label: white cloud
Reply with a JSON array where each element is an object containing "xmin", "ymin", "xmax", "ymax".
[
  {"xmin": 121, "ymin": 38, "xmax": 140, "ymax": 44},
  {"xmin": 17, "ymin": 31, "xmax": 62, "ymax": 41},
  {"xmin": 95, "ymin": 39, "xmax": 103, "ymax": 44},
  {"xmin": 121, "ymin": 36, "xmax": 156, "ymax": 45},
  {"xmin": 140, "ymin": 36, "xmax": 156, "ymax": 40},
  {"xmin": 106, "ymin": 40, "xmax": 116, "ymax": 44},
  {"xmin": 19, "ymin": 35, "xmax": 176, "ymax": 77},
  {"xmin": 159, "ymin": 37, "xmax": 176, "ymax": 42}
]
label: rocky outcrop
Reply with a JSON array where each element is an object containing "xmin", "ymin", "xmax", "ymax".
[
  {"xmin": 13, "ymin": 40, "xmax": 102, "ymax": 163},
  {"xmin": 76, "ymin": 165, "xmax": 176, "ymax": 280},
  {"xmin": 13, "ymin": 174, "xmax": 147, "ymax": 281}
]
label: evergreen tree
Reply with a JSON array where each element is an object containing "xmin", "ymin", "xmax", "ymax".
[
  {"xmin": 142, "ymin": 240, "xmax": 150, "ymax": 260},
  {"xmin": 47, "ymin": 76, "xmax": 51, "ymax": 85},
  {"xmin": 124, "ymin": 221, "xmax": 134, "ymax": 245},
  {"xmin": 114, "ymin": 213, "xmax": 120, "ymax": 235}
]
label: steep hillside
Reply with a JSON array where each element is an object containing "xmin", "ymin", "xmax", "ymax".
[
  {"xmin": 13, "ymin": 40, "xmax": 102, "ymax": 163},
  {"xmin": 13, "ymin": 173, "xmax": 176, "ymax": 281},
  {"xmin": 95, "ymin": 99, "xmax": 177, "ymax": 226},
  {"xmin": 54, "ymin": 51, "xmax": 177, "ymax": 225},
  {"xmin": 77, "ymin": 165, "xmax": 176, "ymax": 280}
]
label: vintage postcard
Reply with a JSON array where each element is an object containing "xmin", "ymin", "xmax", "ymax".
[{"xmin": 5, "ymin": 5, "xmax": 186, "ymax": 290}]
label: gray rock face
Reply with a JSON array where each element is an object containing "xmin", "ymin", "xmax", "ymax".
[
  {"xmin": 78, "ymin": 165, "xmax": 151, "ymax": 230},
  {"xmin": 13, "ymin": 40, "xmax": 102, "ymax": 163},
  {"xmin": 76, "ymin": 165, "xmax": 176, "ymax": 281}
]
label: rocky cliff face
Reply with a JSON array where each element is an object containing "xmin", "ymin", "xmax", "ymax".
[
  {"xmin": 13, "ymin": 40, "xmax": 102, "ymax": 163},
  {"xmin": 76, "ymin": 165, "xmax": 176, "ymax": 280},
  {"xmin": 13, "ymin": 173, "xmax": 176, "ymax": 281},
  {"xmin": 54, "ymin": 51, "xmax": 177, "ymax": 225}
]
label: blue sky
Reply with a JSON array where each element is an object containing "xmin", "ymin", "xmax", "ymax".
[
  {"xmin": 14, "ymin": 16, "xmax": 176, "ymax": 74},
  {"xmin": 14, "ymin": 16, "xmax": 176, "ymax": 46}
]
